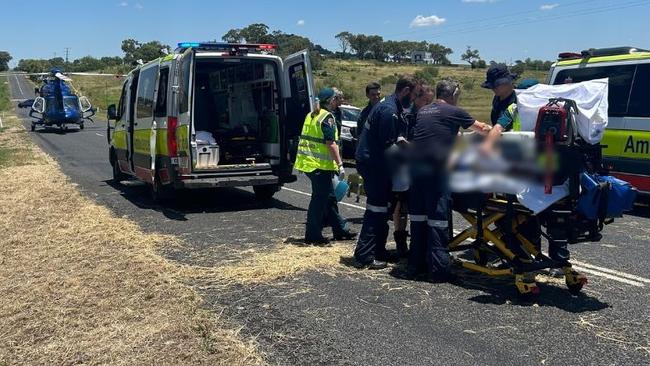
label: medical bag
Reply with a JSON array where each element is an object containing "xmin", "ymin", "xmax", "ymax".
[{"xmin": 577, "ymin": 173, "xmax": 637, "ymax": 220}]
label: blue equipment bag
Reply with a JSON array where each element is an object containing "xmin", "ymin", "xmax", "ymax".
[{"xmin": 577, "ymin": 173, "xmax": 637, "ymax": 220}]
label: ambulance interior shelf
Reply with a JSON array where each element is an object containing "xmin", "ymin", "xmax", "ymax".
[{"xmin": 192, "ymin": 59, "xmax": 280, "ymax": 169}]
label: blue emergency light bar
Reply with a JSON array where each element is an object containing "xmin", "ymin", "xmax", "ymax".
[{"xmin": 176, "ymin": 42, "xmax": 277, "ymax": 53}]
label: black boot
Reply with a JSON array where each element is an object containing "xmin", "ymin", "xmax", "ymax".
[{"xmin": 394, "ymin": 230, "xmax": 409, "ymax": 258}]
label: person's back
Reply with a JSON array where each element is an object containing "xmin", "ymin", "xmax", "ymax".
[{"xmin": 411, "ymin": 102, "xmax": 476, "ymax": 164}]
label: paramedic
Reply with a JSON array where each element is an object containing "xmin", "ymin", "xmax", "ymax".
[
  {"xmin": 294, "ymin": 87, "xmax": 357, "ymax": 245},
  {"xmin": 391, "ymin": 83, "xmax": 436, "ymax": 257},
  {"xmin": 481, "ymin": 64, "xmax": 519, "ymax": 151},
  {"xmin": 353, "ymin": 76, "xmax": 422, "ymax": 269},
  {"xmin": 408, "ymin": 80, "xmax": 491, "ymax": 280}
]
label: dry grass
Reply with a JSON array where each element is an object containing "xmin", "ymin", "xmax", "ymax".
[
  {"xmin": 193, "ymin": 242, "xmax": 355, "ymax": 286},
  {"xmin": 0, "ymin": 114, "xmax": 264, "ymax": 365}
]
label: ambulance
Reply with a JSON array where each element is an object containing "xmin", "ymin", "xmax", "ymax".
[
  {"xmin": 107, "ymin": 42, "xmax": 315, "ymax": 201},
  {"xmin": 548, "ymin": 47, "xmax": 650, "ymax": 194}
]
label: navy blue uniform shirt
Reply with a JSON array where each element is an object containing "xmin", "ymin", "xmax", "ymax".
[
  {"xmin": 411, "ymin": 102, "xmax": 475, "ymax": 163},
  {"xmin": 355, "ymin": 94, "xmax": 404, "ymax": 168}
]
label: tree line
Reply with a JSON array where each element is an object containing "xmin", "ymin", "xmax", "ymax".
[
  {"xmin": 3, "ymin": 26, "xmax": 555, "ymax": 74},
  {"xmin": 334, "ymin": 31, "xmax": 453, "ymax": 64}
]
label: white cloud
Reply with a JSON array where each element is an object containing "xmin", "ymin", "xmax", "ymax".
[
  {"xmin": 297, "ymin": 19, "xmax": 305, "ymax": 26},
  {"xmin": 134, "ymin": 2, "xmax": 143, "ymax": 9},
  {"xmin": 118, "ymin": 1, "xmax": 128, "ymax": 6},
  {"xmin": 540, "ymin": 3, "xmax": 559, "ymax": 10},
  {"xmin": 410, "ymin": 15, "xmax": 446, "ymax": 28}
]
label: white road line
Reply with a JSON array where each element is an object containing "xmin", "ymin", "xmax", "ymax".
[
  {"xmin": 95, "ymin": 133, "xmax": 104, "ymax": 137},
  {"xmin": 282, "ymin": 186, "xmax": 648, "ymax": 287},
  {"xmin": 14, "ymin": 75, "xmax": 24, "ymax": 97},
  {"xmin": 570, "ymin": 259, "xmax": 650, "ymax": 284},
  {"xmin": 571, "ymin": 266, "xmax": 644, "ymax": 287}
]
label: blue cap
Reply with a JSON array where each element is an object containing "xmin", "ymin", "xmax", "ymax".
[{"xmin": 516, "ymin": 78, "xmax": 540, "ymax": 89}]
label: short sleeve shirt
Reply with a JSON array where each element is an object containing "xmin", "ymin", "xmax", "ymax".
[
  {"xmin": 490, "ymin": 92, "xmax": 517, "ymax": 130},
  {"xmin": 411, "ymin": 102, "xmax": 475, "ymax": 163},
  {"xmin": 321, "ymin": 115, "xmax": 336, "ymax": 141}
]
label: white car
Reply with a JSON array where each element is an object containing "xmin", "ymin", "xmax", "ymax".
[{"xmin": 339, "ymin": 104, "xmax": 361, "ymax": 160}]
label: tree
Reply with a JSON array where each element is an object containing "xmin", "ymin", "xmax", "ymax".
[
  {"xmin": 367, "ymin": 35, "xmax": 384, "ymax": 61},
  {"xmin": 335, "ymin": 31, "xmax": 352, "ymax": 55},
  {"xmin": 349, "ymin": 34, "xmax": 373, "ymax": 59},
  {"xmin": 427, "ymin": 43, "xmax": 453, "ymax": 65},
  {"xmin": 0, "ymin": 51, "xmax": 12, "ymax": 71},
  {"xmin": 121, "ymin": 39, "xmax": 171, "ymax": 64},
  {"xmin": 222, "ymin": 29, "xmax": 243, "ymax": 43},
  {"xmin": 239, "ymin": 23, "xmax": 271, "ymax": 43},
  {"xmin": 461, "ymin": 46, "xmax": 481, "ymax": 68}
]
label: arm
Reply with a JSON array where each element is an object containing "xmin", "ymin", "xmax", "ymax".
[
  {"xmin": 481, "ymin": 124, "xmax": 504, "ymax": 153},
  {"xmin": 326, "ymin": 141, "xmax": 343, "ymax": 168},
  {"xmin": 469, "ymin": 120, "xmax": 491, "ymax": 135}
]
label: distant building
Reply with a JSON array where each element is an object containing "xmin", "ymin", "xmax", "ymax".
[{"xmin": 411, "ymin": 51, "xmax": 435, "ymax": 64}]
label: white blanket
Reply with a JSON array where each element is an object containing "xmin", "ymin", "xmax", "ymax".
[{"xmin": 515, "ymin": 78, "xmax": 609, "ymax": 144}]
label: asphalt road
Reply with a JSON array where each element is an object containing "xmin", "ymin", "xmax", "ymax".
[{"xmin": 8, "ymin": 74, "xmax": 650, "ymax": 365}]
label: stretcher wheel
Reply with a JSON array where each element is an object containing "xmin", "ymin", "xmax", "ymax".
[
  {"xmin": 565, "ymin": 268, "xmax": 588, "ymax": 295},
  {"xmin": 515, "ymin": 274, "xmax": 540, "ymax": 299}
]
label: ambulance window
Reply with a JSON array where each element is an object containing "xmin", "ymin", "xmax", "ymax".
[
  {"xmin": 628, "ymin": 64, "xmax": 650, "ymax": 117},
  {"xmin": 136, "ymin": 65, "xmax": 158, "ymax": 119},
  {"xmin": 179, "ymin": 56, "xmax": 192, "ymax": 114},
  {"xmin": 554, "ymin": 65, "xmax": 635, "ymax": 116},
  {"xmin": 155, "ymin": 68, "xmax": 169, "ymax": 117},
  {"xmin": 118, "ymin": 81, "xmax": 128, "ymax": 118}
]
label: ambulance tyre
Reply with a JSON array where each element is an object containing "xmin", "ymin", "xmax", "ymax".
[
  {"xmin": 110, "ymin": 149, "xmax": 128, "ymax": 183},
  {"xmin": 151, "ymin": 174, "xmax": 175, "ymax": 204},
  {"xmin": 253, "ymin": 184, "xmax": 278, "ymax": 200}
]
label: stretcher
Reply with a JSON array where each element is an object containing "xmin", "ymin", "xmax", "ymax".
[{"xmin": 448, "ymin": 191, "xmax": 592, "ymax": 297}]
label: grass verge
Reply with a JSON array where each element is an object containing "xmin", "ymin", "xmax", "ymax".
[
  {"xmin": 0, "ymin": 76, "xmax": 10, "ymax": 112},
  {"xmin": 0, "ymin": 113, "xmax": 264, "ymax": 365}
]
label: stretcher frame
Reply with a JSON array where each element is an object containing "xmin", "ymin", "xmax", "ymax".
[{"xmin": 449, "ymin": 193, "xmax": 588, "ymax": 297}]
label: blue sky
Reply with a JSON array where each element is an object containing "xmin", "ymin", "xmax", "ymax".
[{"xmin": 2, "ymin": 0, "xmax": 649, "ymax": 66}]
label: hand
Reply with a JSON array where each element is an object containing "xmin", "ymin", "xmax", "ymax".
[
  {"xmin": 476, "ymin": 122, "xmax": 492, "ymax": 136},
  {"xmin": 338, "ymin": 165, "xmax": 346, "ymax": 179}
]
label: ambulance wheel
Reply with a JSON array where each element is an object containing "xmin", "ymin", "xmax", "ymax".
[
  {"xmin": 151, "ymin": 176, "xmax": 175, "ymax": 204},
  {"xmin": 111, "ymin": 152, "xmax": 128, "ymax": 183},
  {"xmin": 253, "ymin": 184, "xmax": 278, "ymax": 200}
]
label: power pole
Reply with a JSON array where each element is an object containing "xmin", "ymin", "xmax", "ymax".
[{"xmin": 64, "ymin": 48, "xmax": 70, "ymax": 64}]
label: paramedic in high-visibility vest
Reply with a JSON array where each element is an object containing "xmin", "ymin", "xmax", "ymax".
[{"xmin": 294, "ymin": 87, "xmax": 357, "ymax": 245}]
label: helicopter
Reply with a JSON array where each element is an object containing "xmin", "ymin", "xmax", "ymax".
[{"xmin": 27, "ymin": 68, "xmax": 98, "ymax": 132}]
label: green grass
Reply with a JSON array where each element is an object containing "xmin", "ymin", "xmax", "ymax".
[
  {"xmin": 0, "ymin": 76, "xmax": 11, "ymax": 112},
  {"xmin": 71, "ymin": 75, "xmax": 124, "ymax": 112},
  {"xmin": 316, "ymin": 59, "xmax": 547, "ymax": 123}
]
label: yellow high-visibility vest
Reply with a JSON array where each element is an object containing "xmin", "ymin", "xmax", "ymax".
[{"xmin": 294, "ymin": 109, "xmax": 339, "ymax": 173}]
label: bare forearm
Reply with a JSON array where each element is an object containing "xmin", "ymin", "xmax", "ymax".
[{"xmin": 326, "ymin": 142, "xmax": 343, "ymax": 167}]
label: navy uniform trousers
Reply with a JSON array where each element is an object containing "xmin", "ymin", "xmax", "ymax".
[
  {"xmin": 354, "ymin": 163, "xmax": 392, "ymax": 264},
  {"xmin": 408, "ymin": 163, "xmax": 451, "ymax": 275}
]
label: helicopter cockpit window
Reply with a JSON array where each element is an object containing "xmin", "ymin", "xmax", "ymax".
[{"xmin": 63, "ymin": 96, "xmax": 79, "ymax": 111}]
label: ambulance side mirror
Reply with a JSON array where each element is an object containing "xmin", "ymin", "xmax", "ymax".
[{"xmin": 107, "ymin": 104, "xmax": 118, "ymax": 121}]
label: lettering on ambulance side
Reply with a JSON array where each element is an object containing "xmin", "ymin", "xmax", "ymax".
[{"xmin": 624, "ymin": 135, "xmax": 650, "ymax": 155}]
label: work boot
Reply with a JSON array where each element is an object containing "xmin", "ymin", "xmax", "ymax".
[
  {"xmin": 394, "ymin": 230, "xmax": 409, "ymax": 258},
  {"xmin": 334, "ymin": 230, "xmax": 358, "ymax": 241}
]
